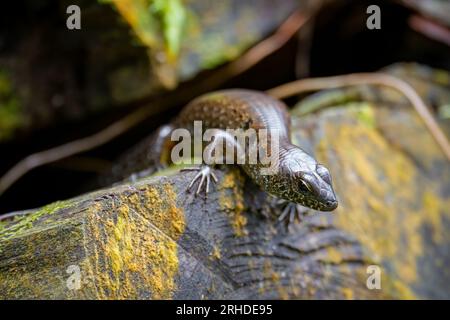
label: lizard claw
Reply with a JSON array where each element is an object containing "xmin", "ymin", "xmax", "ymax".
[
  {"xmin": 276, "ymin": 200, "xmax": 310, "ymax": 228},
  {"xmin": 181, "ymin": 165, "xmax": 218, "ymax": 195}
]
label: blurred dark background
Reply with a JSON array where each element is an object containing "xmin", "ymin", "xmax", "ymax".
[{"xmin": 0, "ymin": 0, "xmax": 449, "ymax": 213}]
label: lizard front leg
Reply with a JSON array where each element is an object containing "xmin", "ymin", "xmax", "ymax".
[
  {"xmin": 181, "ymin": 129, "xmax": 242, "ymax": 196},
  {"xmin": 276, "ymin": 199, "xmax": 311, "ymax": 225},
  {"xmin": 181, "ymin": 165, "xmax": 218, "ymax": 195}
]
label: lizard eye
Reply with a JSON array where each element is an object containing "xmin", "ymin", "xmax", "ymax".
[
  {"xmin": 317, "ymin": 164, "xmax": 332, "ymax": 185},
  {"xmin": 298, "ymin": 179, "xmax": 313, "ymax": 193}
]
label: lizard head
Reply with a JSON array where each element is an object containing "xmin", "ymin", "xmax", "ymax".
[{"xmin": 265, "ymin": 147, "xmax": 338, "ymax": 211}]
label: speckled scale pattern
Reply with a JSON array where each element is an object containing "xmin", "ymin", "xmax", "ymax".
[
  {"xmin": 169, "ymin": 89, "xmax": 338, "ymax": 211},
  {"xmin": 174, "ymin": 89, "xmax": 291, "ymax": 138}
]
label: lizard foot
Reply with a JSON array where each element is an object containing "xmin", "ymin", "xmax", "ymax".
[
  {"xmin": 275, "ymin": 199, "xmax": 310, "ymax": 227},
  {"xmin": 181, "ymin": 165, "xmax": 218, "ymax": 195}
]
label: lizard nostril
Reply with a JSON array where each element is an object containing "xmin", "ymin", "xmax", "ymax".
[{"xmin": 326, "ymin": 200, "xmax": 338, "ymax": 209}]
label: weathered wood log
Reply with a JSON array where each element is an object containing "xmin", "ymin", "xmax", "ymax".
[{"xmin": 0, "ymin": 166, "xmax": 385, "ymax": 299}]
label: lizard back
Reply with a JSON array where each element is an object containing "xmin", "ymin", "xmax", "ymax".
[{"xmin": 174, "ymin": 89, "xmax": 291, "ymax": 140}]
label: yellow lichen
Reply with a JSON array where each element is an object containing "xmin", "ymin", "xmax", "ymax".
[
  {"xmin": 341, "ymin": 288, "xmax": 354, "ymax": 300},
  {"xmin": 312, "ymin": 104, "xmax": 449, "ymax": 299},
  {"xmin": 218, "ymin": 170, "xmax": 247, "ymax": 237},
  {"xmin": 83, "ymin": 183, "xmax": 185, "ymax": 299},
  {"xmin": 383, "ymin": 278, "xmax": 417, "ymax": 300},
  {"xmin": 211, "ymin": 246, "xmax": 221, "ymax": 260},
  {"xmin": 421, "ymin": 191, "xmax": 446, "ymax": 243},
  {"xmin": 324, "ymin": 247, "xmax": 345, "ymax": 264},
  {"xmin": 261, "ymin": 259, "xmax": 288, "ymax": 299},
  {"xmin": 277, "ymin": 286, "xmax": 289, "ymax": 300}
]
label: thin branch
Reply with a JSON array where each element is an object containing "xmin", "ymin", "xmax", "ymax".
[
  {"xmin": 267, "ymin": 72, "xmax": 450, "ymax": 161},
  {"xmin": 0, "ymin": 107, "xmax": 151, "ymax": 195},
  {"xmin": 409, "ymin": 15, "xmax": 450, "ymax": 47},
  {"xmin": 0, "ymin": 9, "xmax": 308, "ymax": 197}
]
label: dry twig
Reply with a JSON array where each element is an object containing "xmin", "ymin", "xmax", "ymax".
[{"xmin": 267, "ymin": 73, "xmax": 450, "ymax": 161}]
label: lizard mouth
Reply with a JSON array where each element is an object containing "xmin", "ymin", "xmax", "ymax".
[{"xmin": 319, "ymin": 199, "xmax": 338, "ymax": 211}]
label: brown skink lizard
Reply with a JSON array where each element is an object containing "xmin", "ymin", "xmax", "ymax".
[{"xmin": 144, "ymin": 89, "xmax": 338, "ymax": 222}]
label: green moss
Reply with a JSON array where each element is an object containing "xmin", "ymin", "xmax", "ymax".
[
  {"xmin": 201, "ymin": 45, "xmax": 241, "ymax": 70},
  {"xmin": 292, "ymin": 89, "xmax": 362, "ymax": 116},
  {"xmin": 0, "ymin": 201, "xmax": 71, "ymax": 245},
  {"xmin": 149, "ymin": 157, "xmax": 204, "ymax": 178},
  {"xmin": 438, "ymin": 104, "xmax": 450, "ymax": 119},
  {"xmin": 434, "ymin": 69, "xmax": 450, "ymax": 86},
  {"xmin": 354, "ymin": 103, "xmax": 376, "ymax": 128},
  {"xmin": 0, "ymin": 70, "xmax": 22, "ymax": 141},
  {"xmin": 151, "ymin": 0, "xmax": 186, "ymax": 58},
  {"xmin": 150, "ymin": 165, "xmax": 184, "ymax": 178},
  {"xmin": 103, "ymin": 0, "xmax": 186, "ymax": 59}
]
